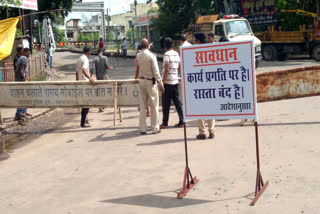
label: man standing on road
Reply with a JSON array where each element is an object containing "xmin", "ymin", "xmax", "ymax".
[
  {"xmin": 14, "ymin": 48, "xmax": 31, "ymax": 121},
  {"xmin": 48, "ymin": 43, "xmax": 55, "ymax": 68},
  {"xmin": 99, "ymin": 38, "xmax": 105, "ymax": 50},
  {"xmin": 93, "ymin": 48, "xmax": 113, "ymax": 112},
  {"xmin": 179, "ymin": 34, "xmax": 192, "ymax": 47},
  {"xmin": 194, "ymin": 32, "xmax": 215, "ymax": 140},
  {"xmin": 76, "ymin": 46, "xmax": 95, "ymax": 128},
  {"xmin": 122, "ymin": 38, "xmax": 127, "ymax": 56},
  {"xmin": 13, "ymin": 45, "xmax": 23, "ymax": 76},
  {"xmin": 160, "ymin": 37, "xmax": 184, "ymax": 129},
  {"xmin": 136, "ymin": 38, "xmax": 164, "ymax": 134}
]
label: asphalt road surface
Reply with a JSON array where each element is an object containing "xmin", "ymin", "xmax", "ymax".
[{"xmin": 0, "ymin": 52, "xmax": 319, "ymax": 214}]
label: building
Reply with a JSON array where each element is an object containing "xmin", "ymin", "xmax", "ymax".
[
  {"xmin": 66, "ymin": 19, "xmax": 82, "ymax": 41},
  {"xmin": 132, "ymin": 13, "xmax": 161, "ymax": 51},
  {"xmin": 110, "ymin": 2, "xmax": 159, "ymax": 37}
]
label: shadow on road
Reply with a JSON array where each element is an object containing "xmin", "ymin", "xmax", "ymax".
[
  {"xmin": 137, "ymin": 138, "xmax": 198, "ymax": 146},
  {"xmin": 101, "ymin": 191, "xmax": 254, "ymax": 209}
]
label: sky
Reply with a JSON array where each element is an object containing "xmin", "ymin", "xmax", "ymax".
[{"xmin": 67, "ymin": 0, "xmax": 148, "ymax": 22}]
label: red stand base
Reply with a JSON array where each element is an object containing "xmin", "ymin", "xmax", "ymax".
[
  {"xmin": 177, "ymin": 167, "xmax": 199, "ymax": 199},
  {"xmin": 250, "ymin": 170, "xmax": 269, "ymax": 206}
]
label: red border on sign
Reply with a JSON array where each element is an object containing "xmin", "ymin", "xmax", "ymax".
[{"xmin": 181, "ymin": 41, "xmax": 256, "ymax": 118}]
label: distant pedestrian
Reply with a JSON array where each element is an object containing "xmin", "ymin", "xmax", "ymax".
[
  {"xmin": 179, "ymin": 34, "xmax": 192, "ymax": 47},
  {"xmin": 93, "ymin": 48, "xmax": 113, "ymax": 112},
  {"xmin": 99, "ymin": 38, "xmax": 105, "ymax": 50},
  {"xmin": 48, "ymin": 43, "xmax": 55, "ymax": 68},
  {"xmin": 14, "ymin": 48, "xmax": 31, "ymax": 121},
  {"xmin": 194, "ymin": 32, "xmax": 215, "ymax": 140},
  {"xmin": 76, "ymin": 46, "xmax": 95, "ymax": 128},
  {"xmin": 121, "ymin": 38, "xmax": 127, "ymax": 56},
  {"xmin": 160, "ymin": 37, "xmax": 184, "ymax": 129},
  {"xmin": 136, "ymin": 38, "xmax": 164, "ymax": 134}
]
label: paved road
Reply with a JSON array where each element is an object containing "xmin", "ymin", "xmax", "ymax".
[
  {"xmin": 0, "ymin": 52, "xmax": 320, "ymax": 213},
  {"xmin": 52, "ymin": 52, "xmax": 320, "ymax": 81}
]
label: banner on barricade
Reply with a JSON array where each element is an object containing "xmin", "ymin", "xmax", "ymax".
[
  {"xmin": 180, "ymin": 40, "xmax": 257, "ymax": 120},
  {"xmin": 0, "ymin": 81, "xmax": 140, "ymax": 108}
]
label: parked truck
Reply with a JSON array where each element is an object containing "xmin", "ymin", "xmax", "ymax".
[
  {"xmin": 255, "ymin": 9, "xmax": 320, "ymax": 61},
  {"xmin": 195, "ymin": 14, "xmax": 262, "ymax": 67}
]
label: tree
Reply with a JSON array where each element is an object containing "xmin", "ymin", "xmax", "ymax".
[
  {"xmin": 53, "ymin": 27, "xmax": 66, "ymax": 43},
  {"xmin": 36, "ymin": 0, "xmax": 74, "ymax": 23},
  {"xmin": 0, "ymin": 0, "xmax": 21, "ymax": 7},
  {"xmin": 275, "ymin": 0, "xmax": 320, "ymax": 31},
  {"xmin": 150, "ymin": 0, "xmax": 216, "ymax": 38}
]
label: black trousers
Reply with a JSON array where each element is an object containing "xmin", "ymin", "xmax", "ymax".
[
  {"xmin": 162, "ymin": 84, "xmax": 184, "ymax": 126},
  {"xmin": 81, "ymin": 108, "xmax": 89, "ymax": 126}
]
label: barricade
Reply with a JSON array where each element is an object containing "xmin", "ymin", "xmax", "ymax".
[{"xmin": 0, "ymin": 52, "xmax": 46, "ymax": 82}]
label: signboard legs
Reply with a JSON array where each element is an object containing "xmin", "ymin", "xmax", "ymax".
[
  {"xmin": 177, "ymin": 123, "xmax": 199, "ymax": 199},
  {"xmin": 250, "ymin": 122, "xmax": 269, "ymax": 206},
  {"xmin": 114, "ymin": 82, "xmax": 118, "ymax": 126}
]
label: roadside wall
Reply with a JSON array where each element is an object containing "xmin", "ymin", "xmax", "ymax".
[{"xmin": 0, "ymin": 52, "xmax": 46, "ymax": 82}]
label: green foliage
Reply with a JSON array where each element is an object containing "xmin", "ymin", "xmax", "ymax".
[
  {"xmin": 151, "ymin": 0, "xmax": 216, "ymax": 38},
  {"xmin": 78, "ymin": 32, "xmax": 99, "ymax": 42},
  {"xmin": 36, "ymin": 0, "xmax": 74, "ymax": 23},
  {"xmin": 106, "ymin": 32, "xmax": 113, "ymax": 41},
  {"xmin": 126, "ymin": 29, "xmax": 132, "ymax": 42},
  {"xmin": 147, "ymin": 7, "xmax": 159, "ymax": 14},
  {"xmin": 15, "ymin": 28, "xmax": 22, "ymax": 37},
  {"xmin": 0, "ymin": 0, "xmax": 22, "ymax": 7},
  {"xmin": 52, "ymin": 27, "xmax": 66, "ymax": 43},
  {"xmin": 274, "ymin": 0, "xmax": 320, "ymax": 31}
]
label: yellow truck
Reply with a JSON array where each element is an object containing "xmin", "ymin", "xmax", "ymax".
[
  {"xmin": 255, "ymin": 9, "xmax": 320, "ymax": 61},
  {"xmin": 195, "ymin": 14, "xmax": 262, "ymax": 67}
]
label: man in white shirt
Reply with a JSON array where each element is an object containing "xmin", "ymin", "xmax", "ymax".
[
  {"xmin": 160, "ymin": 37, "xmax": 184, "ymax": 129},
  {"xmin": 76, "ymin": 46, "xmax": 95, "ymax": 128},
  {"xmin": 136, "ymin": 38, "xmax": 164, "ymax": 134},
  {"xmin": 179, "ymin": 34, "xmax": 192, "ymax": 46}
]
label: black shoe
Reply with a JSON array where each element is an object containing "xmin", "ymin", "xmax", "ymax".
[{"xmin": 140, "ymin": 132, "xmax": 147, "ymax": 135}]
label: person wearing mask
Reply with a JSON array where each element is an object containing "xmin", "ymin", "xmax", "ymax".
[
  {"xmin": 136, "ymin": 38, "xmax": 164, "ymax": 134},
  {"xmin": 76, "ymin": 46, "xmax": 95, "ymax": 128},
  {"xmin": 93, "ymin": 48, "xmax": 113, "ymax": 112},
  {"xmin": 14, "ymin": 48, "xmax": 31, "ymax": 121},
  {"xmin": 160, "ymin": 37, "xmax": 184, "ymax": 129},
  {"xmin": 194, "ymin": 32, "xmax": 215, "ymax": 140}
]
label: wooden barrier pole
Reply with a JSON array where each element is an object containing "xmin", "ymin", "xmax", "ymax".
[
  {"xmin": 0, "ymin": 109, "xmax": 3, "ymax": 124},
  {"xmin": 119, "ymin": 107, "xmax": 122, "ymax": 123},
  {"xmin": 114, "ymin": 82, "xmax": 118, "ymax": 126}
]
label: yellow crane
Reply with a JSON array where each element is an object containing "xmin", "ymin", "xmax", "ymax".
[{"xmin": 255, "ymin": 9, "xmax": 320, "ymax": 61}]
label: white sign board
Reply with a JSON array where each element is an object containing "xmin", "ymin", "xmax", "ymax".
[
  {"xmin": 180, "ymin": 40, "xmax": 257, "ymax": 120},
  {"xmin": 0, "ymin": 0, "xmax": 38, "ymax": 11}
]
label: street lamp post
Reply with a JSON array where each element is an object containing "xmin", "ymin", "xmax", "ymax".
[{"xmin": 34, "ymin": 19, "xmax": 41, "ymax": 44}]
